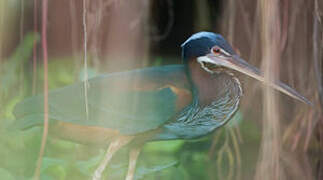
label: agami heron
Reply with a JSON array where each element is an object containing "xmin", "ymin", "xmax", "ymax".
[{"xmin": 13, "ymin": 32, "xmax": 311, "ymax": 180}]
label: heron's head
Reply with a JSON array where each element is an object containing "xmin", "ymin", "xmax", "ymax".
[{"xmin": 181, "ymin": 32, "xmax": 311, "ymax": 105}]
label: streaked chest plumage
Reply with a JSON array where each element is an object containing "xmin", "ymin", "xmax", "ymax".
[{"xmin": 155, "ymin": 72, "xmax": 242, "ymax": 140}]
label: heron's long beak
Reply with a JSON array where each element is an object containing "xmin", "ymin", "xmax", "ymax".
[{"xmin": 199, "ymin": 54, "xmax": 312, "ymax": 105}]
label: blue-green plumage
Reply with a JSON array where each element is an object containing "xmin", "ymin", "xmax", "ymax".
[{"xmin": 13, "ymin": 65, "xmax": 190, "ymax": 135}]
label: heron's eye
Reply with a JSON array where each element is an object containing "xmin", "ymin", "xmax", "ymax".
[{"xmin": 212, "ymin": 47, "xmax": 221, "ymax": 54}]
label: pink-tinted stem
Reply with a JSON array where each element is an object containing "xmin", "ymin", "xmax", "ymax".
[{"xmin": 33, "ymin": 0, "xmax": 49, "ymax": 179}]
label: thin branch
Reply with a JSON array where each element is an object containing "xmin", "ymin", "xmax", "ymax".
[
  {"xmin": 280, "ymin": 0, "xmax": 289, "ymax": 52},
  {"xmin": 20, "ymin": 0, "xmax": 24, "ymax": 43},
  {"xmin": 237, "ymin": 0, "xmax": 252, "ymax": 43},
  {"xmin": 227, "ymin": 0, "xmax": 236, "ymax": 44},
  {"xmin": 32, "ymin": 0, "xmax": 38, "ymax": 95},
  {"xmin": 255, "ymin": 0, "xmax": 282, "ymax": 179},
  {"xmin": 69, "ymin": 0, "xmax": 79, "ymax": 75},
  {"xmin": 83, "ymin": 0, "xmax": 89, "ymax": 120},
  {"xmin": 88, "ymin": 0, "xmax": 105, "ymax": 69},
  {"xmin": 0, "ymin": 0, "xmax": 5, "ymax": 61},
  {"xmin": 229, "ymin": 128, "xmax": 241, "ymax": 180},
  {"xmin": 286, "ymin": 0, "xmax": 303, "ymax": 87},
  {"xmin": 304, "ymin": 110, "xmax": 314, "ymax": 151},
  {"xmin": 34, "ymin": 0, "xmax": 49, "ymax": 178},
  {"xmin": 313, "ymin": 0, "xmax": 323, "ymax": 107}
]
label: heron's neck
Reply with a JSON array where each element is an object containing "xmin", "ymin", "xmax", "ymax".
[{"xmin": 187, "ymin": 60, "xmax": 242, "ymax": 106}]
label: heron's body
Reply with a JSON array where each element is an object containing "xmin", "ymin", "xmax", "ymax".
[
  {"xmin": 14, "ymin": 62, "xmax": 242, "ymax": 143},
  {"xmin": 13, "ymin": 32, "xmax": 309, "ymax": 180}
]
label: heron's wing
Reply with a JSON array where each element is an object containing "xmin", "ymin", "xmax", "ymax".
[{"xmin": 13, "ymin": 65, "xmax": 192, "ymax": 135}]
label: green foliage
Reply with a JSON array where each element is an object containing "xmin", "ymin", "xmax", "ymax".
[
  {"xmin": 0, "ymin": 168, "xmax": 15, "ymax": 180},
  {"xmin": 0, "ymin": 33, "xmax": 39, "ymax": 119},
  {"xmin": 134, "ymin": 161, "xmax": 178, "ymax": 180},
  {"xmin": 41, "ymin": 157, "xmax": 67, "ymax": 180},
  {"xmin": 0, "ymin": 33, "xmax": 38, "ymax": 96}
]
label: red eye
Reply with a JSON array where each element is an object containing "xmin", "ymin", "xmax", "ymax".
[{"xmin": 212, "ymin": 47, "xmax": 221, "ymax": 54}]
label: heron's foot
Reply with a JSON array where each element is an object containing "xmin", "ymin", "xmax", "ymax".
[
  {"xmin": 92, "ymin": 136, "xmax": 134, "ymax": 180},
  {"xmin": 92, "ymin": 165, "xmax": 105, "ymax": 180},
  {"xmin": 125, "ymin": 146, "xmax": 142, "ymax": 180}
]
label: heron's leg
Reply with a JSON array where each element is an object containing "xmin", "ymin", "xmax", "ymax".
[
  {"xmin": 92, "ymin": 136, "xmax": 134, "ymax": 180},
  {"xmin": 125, "ymin": 146, "xmax": 142, "ymax": 180}
]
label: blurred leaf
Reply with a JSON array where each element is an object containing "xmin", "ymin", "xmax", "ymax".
[
  {"xmin": 79, "ymin": 67, "xmax": 98, "ymax": 81},
  {"xmin": 40, "ymin": 157, "xmax": 67, "ymax": 172},
  {"xmin": 36, "ymin": 57, "xmax": 76, "ymax": 89},
  {"xmin": 41, "ymin": 157, "xmax": 67, "ymax": 180},
  {"xmin": 226, "ymin": 110, "xmax": 243, "ymax": 128},
  {"xmin": 152, "ymin": 57, "xmax": 163, "ymax": 66},
  {"xmin": 48, "ymin": 138, "xmax": 77, "ymax": 153},
  {"xmin": 2, "ymin": 94, "xmax": 22, "ymax": 120},
  {"xmin": 42, "ymin": 165, "xmax": 66, "ymax": 180},
  {"xmin": 39, "ymin": 174, "xmax": 56, "ymax": 180},
  {"xmin": 144, "ymin": 140, "xmax": 184, "ymax": 153},
  {"xmin": 75, "ymin": 152, "xmax": 104, "ymax": 175},
  {"xmin": 134, "ymin": 161, "xmax": 178, "ymax": 180},
  {"xmin": 106, "ymin": 160, "xmax": 178, "ymax": 180},
  {"xmin": 7, "ymin": 33, "xmax": 39, "ymax": 63},
  {"xmin": 0, "ymin": 168, "xmax": 15, "ymax": 180},
  {"xmin": 0, "ymin": 32, "xmax": 39, "ymax": 97}
]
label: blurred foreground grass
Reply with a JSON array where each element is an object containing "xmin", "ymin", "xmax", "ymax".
[{"xmin": 0, "ymin": 34, "xmax": 261, "ymax": 180}]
